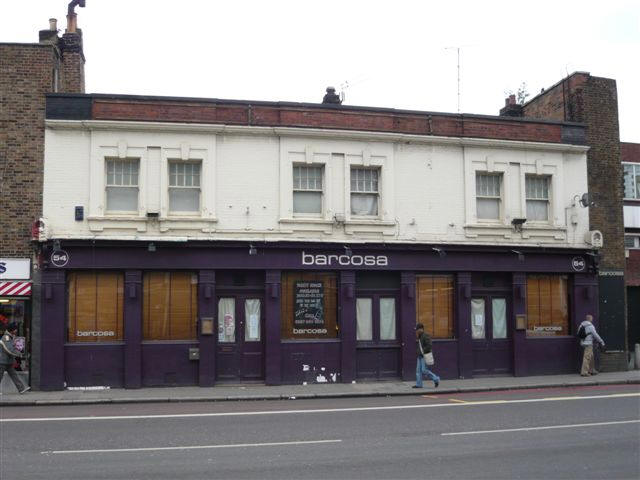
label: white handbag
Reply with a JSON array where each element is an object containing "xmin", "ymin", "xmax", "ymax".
[{"xmin": 419, "ymin": 337, "xmax": 435, "ymax": 365}]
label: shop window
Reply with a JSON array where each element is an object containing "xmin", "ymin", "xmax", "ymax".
[
  {"xmin": 476, "ymin": 173, "xmax": 501, "ymax": 220},
  {"xmin": 526, "ymin": 274, "xmax": 569, "ymax": 337},
  {"xmin": 623, "ymin": 163, "xmax": 640, "ymax": 199},
  {"xmin": 416, "ymin": 275, "xmax": 454, "ymax": 339},
  {"xmin": 526, "ymin": 175, "xmax": 550, "ymax": 221},
  {"xmin": 281, "ymin": 272, "xmax": 338, "ymax": 340},
  {"xmin": 379, "ymin": 298, "xmax": 396, "ymax": 340},
  {"xmin": 351, "ymin": 167, "xmax": 379, "ymax": 216},
  {"xmin": 67, "ymin": 272, "xmax": 124, "ymax": 342},
  {"xmin": 106, "ymin": 158, "xmax": 139, "ymax": 212},
  {"xmin": 356, "ymin": 298, "xmax": 373, "ymax": 341},
  {"xmin": 169, "ymin": 161, "xmax": 201, "ymax": 213},
  {"xmin": 143, "ymin": 272, "xmax": 197, "ymax": 340},
  {"xmin": 293, "ymin": 165, "xmax": 323, "ymax": 214}
]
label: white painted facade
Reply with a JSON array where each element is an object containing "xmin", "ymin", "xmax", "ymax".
[{"xmin": 43, "ymin": 120, "xmax": 592, "ymax": 248}]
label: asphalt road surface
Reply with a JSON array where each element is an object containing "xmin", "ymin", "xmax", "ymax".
[{"xmin": 1, "ymin": 384, "xmax": 639, "ymax": 480}]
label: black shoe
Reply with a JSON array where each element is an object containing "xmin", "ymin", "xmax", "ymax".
[
  {"xmin": 412, "ymin": 385, "xmax": 422, "ymax": 389},
  {"xmin": 19, "ymin": 386, "xmax": 31, "ymax": 394},
  {"xmin": 434, "ymin": 380, "xmax": 440, "ymax": 388}
]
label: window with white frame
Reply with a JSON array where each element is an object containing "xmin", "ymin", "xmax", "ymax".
[
  {"xmin": 526, "ymin": 175, "xmax": 550, "ymax": 221},
  {"xmin": 169, "ymin": 161, "xmax": 201, "ymax": 213},
  {"xmin": 625, "ymin": 235, "xmax": 640, "ymax": 249},
  {"xmin": 476, "ymin": 173, "xmax": 501, "ymax": 220},
  {"xmin": 623, "ymin": 163, "xmax": 640, "ymax": 200},
  {"xmin": 351, "ymin": 167, "xmax": 379, "ymax": 216},
  {"xmin": 293, "ymin": 165, "xmax": 323, "ymax": 214},
  {"xmin": 106, "ymin": 158, "xmax": 139, "ymax": 212}
]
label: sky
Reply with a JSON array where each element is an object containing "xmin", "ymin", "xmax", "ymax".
[{"xmin": 2, "ymin": 0, "xmax": 639, "ymax": 142}]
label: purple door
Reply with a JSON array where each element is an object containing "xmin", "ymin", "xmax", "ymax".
[
  {"xmin": 355, "ymin": 295, "xmax": 401, "ymax": 379},
  {"xmin": 471, "ymin": 296, "xmax": 512, "ymax": 376},
  {"xmin": 216, "ymin": 295, "xmax": 265, "ymax": 382}
]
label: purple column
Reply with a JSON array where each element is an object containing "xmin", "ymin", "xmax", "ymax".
[
  {"xmin": 400, "ymin": 272, "xmax": 416, "ymax": 381},
  {"xmin": 512, "ymin": 272, "xmax": 527, "ymax": 377},
  {"xmin": 265, "ymin": 270, "xmax": 281, "ymax": 385},
  {"xmin": 198, "ymin": 270, "xmax": 216, "ymax": 387},
  {"xmin": 124, "ymin": 271, "xmax": 142, "ymax": 389},
  {"xmin": 40, "ymin": 269, "xmax": 66, "ymax": 390},
  {"xmin": 457, "ymin": 272, "xmax": 473, "ymax": 378},
  {"xmin": 340, "ymin": 271, "xmax": 356, "ymax": 383}
]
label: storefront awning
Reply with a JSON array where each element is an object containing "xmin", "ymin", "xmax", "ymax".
[{"xmin": 0, "ymin": 281, "xmax": 31, "ymax": 297}]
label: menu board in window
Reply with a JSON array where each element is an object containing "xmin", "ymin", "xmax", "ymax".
[{"xmin": 294, "ymin": 281, "xmax": 324, "ymax": 327}]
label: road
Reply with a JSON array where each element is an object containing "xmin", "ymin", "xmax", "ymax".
[{"xmin": 1, "ymin": 384, "xmax": 639, "ymax": 479}]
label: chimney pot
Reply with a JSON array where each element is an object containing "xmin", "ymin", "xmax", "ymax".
[
  {"xmin": 509, "ymin": 94, "xmax": 516, "ymax": 105},
  {"xmin": 49, "ymin": 18, "xmax": 58, "ymax": 31}
]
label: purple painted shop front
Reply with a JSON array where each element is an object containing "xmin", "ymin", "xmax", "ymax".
[{"xmin": 38, "ymin": 241, "xmax": 599, "ymax": 390}]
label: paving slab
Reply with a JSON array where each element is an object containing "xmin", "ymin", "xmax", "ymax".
[{"xmin": 1, "ymin": 371, "xmax": 638, "ymax": 407}]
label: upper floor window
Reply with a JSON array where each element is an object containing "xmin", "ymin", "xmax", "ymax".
[
  {"xmin": 623, "ymin": 163, "xmax": 640, "ymax": 200},
  {"xmin": 106, "ymin": 158, "xmax": 139, "ymax": 212},
  {"xmin": 476, "ymin": 173, "xmax": 501, "ymax": 220},
  {"xmin": 169, "ymin": 161, "xmax": 201, "ymax": 213},
  {"xmin": 293, "ymin": 165, "xmax": 323, "ymax": 214},
  {"xmin": 351, "ymin": 167, "xmax": 379, "ymax": 216},
  {"xmin": 625, "ymin": 235, "xmax": 639, "ymax": 249},
  {"xmin": 526, "ymin": 175, "xmax": 550, "ymax": 221}
]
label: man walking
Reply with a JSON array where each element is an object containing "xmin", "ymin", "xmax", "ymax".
[
  {"xmin": 413, "ymin": 323, "xmax": 440, "ymax": 388},
  {"xmin": 0, "ymin": 322, "xmax": 30, "ymax": 393},
  {"xmin": 579, "ymin": 314, "xmax": 605, "ymax": 377}
]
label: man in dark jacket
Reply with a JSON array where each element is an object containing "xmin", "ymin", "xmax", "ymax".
[
  {"xmin": 0, "ymin": 323, "xmax": 29, "ymax": 393},
  {"xmin": 413, "ymin": 323, "xmax": 440, "ymax": 388}
]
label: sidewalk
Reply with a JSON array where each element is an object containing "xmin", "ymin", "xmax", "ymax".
[{"xmin": 1, "ymin": 370, "xmax": 638, "ymax": 407}]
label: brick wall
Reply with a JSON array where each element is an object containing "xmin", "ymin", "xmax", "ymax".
[
  {"xmin": 0, "ymin": 44, "xmax": 57, "ymax": 257},
  {"xmin": 0, "ymin": 33, "xmax": 85, "ymax": 258},
  {"xmin": 621, "ymin": 142, "xmax": 640, "ymax": 163}
]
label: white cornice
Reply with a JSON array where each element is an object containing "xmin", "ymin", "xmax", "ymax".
[{"xmin": 45, "ymin": 119, "xmax": 590, "ymax": 153}]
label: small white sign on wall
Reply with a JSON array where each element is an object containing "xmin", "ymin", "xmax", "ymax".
[{"xmin": 0, "ymin": 258, "xmax": 31, "ymax": 280}]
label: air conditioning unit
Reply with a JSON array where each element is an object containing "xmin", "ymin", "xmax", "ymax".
[{"xmin": 584, "ymin": 230, "xmax": 603, "ymax": 249}]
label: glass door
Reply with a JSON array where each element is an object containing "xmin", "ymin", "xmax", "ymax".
[{"xmin": 471, "ymin": 296, "xmax": 512, "ymax": 376}]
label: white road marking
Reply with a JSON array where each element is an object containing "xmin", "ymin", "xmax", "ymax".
[
  {"xmin": 41, "ymin": 439, "xmax": 342, "ymax": 455},
  {"xmin": 3, "ymin": 392, "xmax": 638, "ymax": 423},
  {"xmin": 442, "ymin": 419, "xmax": 640, "ymax": 436}
]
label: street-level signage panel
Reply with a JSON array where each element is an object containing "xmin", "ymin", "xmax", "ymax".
[{"xmin": 0, "ymin": 258, "xmax": 30, "ymax": 280}]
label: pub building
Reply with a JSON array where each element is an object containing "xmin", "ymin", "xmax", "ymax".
[{"xmin": 37, "ymin": 92, "xmax": 600, "ymax": 389}]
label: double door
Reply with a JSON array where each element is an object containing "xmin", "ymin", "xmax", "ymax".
[
  {"xmin": 355, "ymin": 294, "xmax": 401, "ymax": 380},
  {"xmin": 471, "ymin": 295, "xmax": 512, "ymax": 376},
  {"xmin": 216, "ymin": 294, "xmax": 264, "ymax": 382}
]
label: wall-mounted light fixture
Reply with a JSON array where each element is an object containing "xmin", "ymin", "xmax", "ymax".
[
  {"xmin": 249, "ymin": 244, "xmax": 257, "ymax": 255},
  {"xmin": 53, "ymin": 239, "xmax": 61, "ymax": 251},
  {"xmin": 432, "ymin": 247, "xmax": 446, "ymax": 258},
  {"xmin": 511, "ymin": 218, "xmax": 526, "ymax": 233},
  {"xmin": 511, "ymin": 249, "xmax": 525, "ymax": 262},
  {"xmin": 148, "ymin": 242, "xmax": 156, "ymax": 252},
  {"xmin": 344, "ymin": 245, "xmax": 352, "ymax": 256}
]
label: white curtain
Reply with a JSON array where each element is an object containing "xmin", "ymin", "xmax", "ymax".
[
  {"xmin": 351, "ymin": 194, "xmax": 378, "ymax": 216},
  {"xmin": 476, "ymin": 198, "xmax": 499, "ymax": 220},
  {"xmin": 492, "ymin": 298, "xmax": 507, "ymax": 339},
  {"xmin": 356, "ymin": 298, "xmax": 372, "ymax": 341},
  {"xmin": 169, "ymin": 188, "xmax": 200, "ymax": 212},
  {"xmin": 471, "ymin": 298, "xmax": 485, "ymax": 339},
  {"xmin": 244, "ymin": 299, "xmax": 261, "ymax": 341},
  {"xmin": 379, "ymin": 298, "xmax": 396, "ymax": 340},
  {"xmin": 526, "ymin": 200, "xmax": 548, "ymax": 221},
  {"xmin": 293, "ymin": 191, "xmax": 322, "ymax": 214},
  {"xmin": 217, "ymin": 298, "xmax": 235, "ymax": 343}
]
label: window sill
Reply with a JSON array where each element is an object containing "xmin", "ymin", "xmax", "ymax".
[
  {"xmin": 279, "ymin": 217, "xmax": 335, "ymax": 225},
  {"xmin": 88, "ymin": 215, "xmax": 218, "ymax": 233},
  {"xmin": 345, "ymin": 219, "xmax": 396, "ymax": 227}
]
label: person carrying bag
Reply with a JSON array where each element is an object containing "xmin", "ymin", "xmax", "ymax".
[{"xmin": 413, "ymin": 323, "xmax": 440, "ymax": 389}]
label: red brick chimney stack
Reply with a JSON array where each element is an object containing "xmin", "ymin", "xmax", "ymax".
[{"xmin": 60, "ymin": 0, "xmax": 86, "ymax": 93}]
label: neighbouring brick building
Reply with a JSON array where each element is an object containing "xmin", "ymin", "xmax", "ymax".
[
  {"xmin": 515, "ymin": 72, "xmax": 628, "ymax": 371},
  {"xmin": 0, "ymin": 7, "xmax": 85, "ymax": 389},
  {"xmin": 622, "ymin": 142, "xmax": 640, "ymax": 355}
]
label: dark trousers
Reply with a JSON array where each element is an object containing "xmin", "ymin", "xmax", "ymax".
[{"xmin": 0, "ymin": 363, "xmax": 26, "ymax": 392}]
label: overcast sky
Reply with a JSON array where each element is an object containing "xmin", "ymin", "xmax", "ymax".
[{"xmin": 3, "ymin": 0, "xmax": 639, "ymax": 142}]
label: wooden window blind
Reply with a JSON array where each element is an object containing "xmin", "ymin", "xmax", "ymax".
[
  {"xmin": 67, "ymin": 272, "xmax": 124, "ymax": 342},
  {"xmin": 143, "ymin": 272, "xmax": 197, "ymax": 340},
  {"xmin": 416, "ymin": 275, "xmax": 454, "ymax": 339},
  {"xmin": 526, "ymin": 275, "xmax": 569, "ymax": 336}
]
